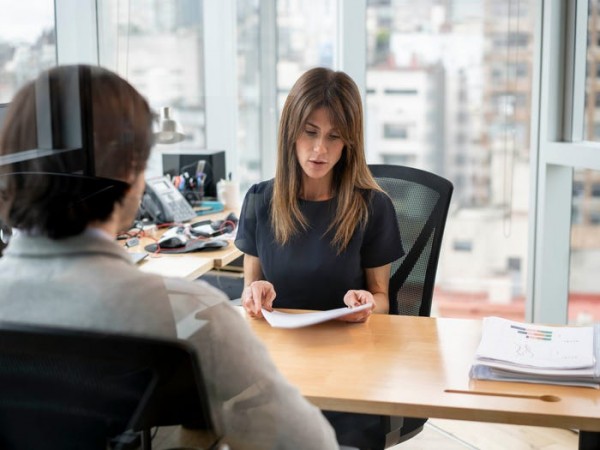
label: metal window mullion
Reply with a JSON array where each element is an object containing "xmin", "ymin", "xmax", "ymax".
[
  {"xmin": 336, "ymin": 0, "xmax": 370, "ymax": 164},
  {"xmin": 335, "ymin": 0, "xmax": 366, "ymax": 106},
  {"xmin": 204, "ymin": 0, "xmax": 238, "ymax": 180},
  {"xmin": 565, "ymin": 0, "xmax": 589, "ymax": 142},
  {"xmin": 525, "ymin": 0, "xmax": 545, "ymax": 323},
  {"xmin": 532, "ymin": 0, "xmax": 575, "ymax": 324},
  {"xmin": 546, "ymin": 141, "xmax": 600, "ymax": 170},
  {"xmin": 55, "ymin": 0, "xmax": 99, "ymax": 65},
  {"xmin": 259, "ymin": 0, "xmax": 277, "ymax": 180}
]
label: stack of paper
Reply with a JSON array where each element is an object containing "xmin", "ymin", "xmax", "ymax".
[{"xmin": 470, "ymin": 316, "xmax": 600, "ymax": 388}]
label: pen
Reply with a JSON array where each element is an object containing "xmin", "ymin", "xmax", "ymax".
[{"xmin": 444, "ymin": 389, "xmax": 560, "ymax": 402}]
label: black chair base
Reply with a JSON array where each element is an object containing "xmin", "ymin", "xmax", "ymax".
[{"xmin": 579, "ymin": 431, "xmax": 600, "ymax": 450}]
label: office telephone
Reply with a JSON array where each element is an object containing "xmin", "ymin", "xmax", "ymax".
[{"xmin": 138, "ymin": 176, "xmax": 197, "ymax": 224}]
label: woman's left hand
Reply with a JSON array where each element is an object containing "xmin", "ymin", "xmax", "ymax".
[{"xmin": 340, "ymin": 290, "xmax": 376, "ymax": 322}]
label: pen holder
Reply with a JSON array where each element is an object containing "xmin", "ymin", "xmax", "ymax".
[
  {"xmin": 182, "ymin": 188, "xmax": 204, "ymax": 206},
  {"xmin": 179, "ymin": 173, "xmax": 206, "ymax": 206}
]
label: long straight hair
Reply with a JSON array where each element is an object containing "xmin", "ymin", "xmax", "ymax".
[{"xmin": 271, "ymin": 67, "xmax": 382, "ymax": 253}]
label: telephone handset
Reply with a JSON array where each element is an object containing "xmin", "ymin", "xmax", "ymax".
[{"xmin": 138, "ymin": 176, "xmax": 197, "ymax": 224}]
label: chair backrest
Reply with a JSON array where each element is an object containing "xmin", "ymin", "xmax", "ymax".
[
  {"xmin": 0, "ymin": 322, "xmax": 219, "ymax": 450},
  {"xmin": 369, "ymin": 164, "xmax": 453, "ymax": 317}
]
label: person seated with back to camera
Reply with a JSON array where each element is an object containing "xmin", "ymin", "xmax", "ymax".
[
  {"xmin": 234, "ymin": 67, "xmax": 404, "ymax": 447},
  {"xmin": 0, "ymin": 64, "xmax": 337, "ymax": 450}
]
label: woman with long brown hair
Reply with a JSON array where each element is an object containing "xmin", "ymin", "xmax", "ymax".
[{"xmin": 235, "ymin": 67, "xmax": 403, "ymax": 323}]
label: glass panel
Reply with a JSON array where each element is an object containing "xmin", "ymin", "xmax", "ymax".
[
  {"xmin": 0, "ymin": 0, "xmax": 56, "ymax": 103},
  {"xmin": 276, "ymin": 0, "xmax": 337, "ymax": 111},
  {"xmin": 585, "ymin": 0, "xmax": 600, "ymax": 140},
  {"xmin": 237, "ymin": 0, "xmax": 261, "ymax": 193},
  {"xmin": 569, "ymin": 168, "xmax": 600, "ymax": 325},
  {"xmin": 97, "ymin": 0, "xmax": 205, "ymax": 177},
  {"xmin": 366, "ymin": 0, "xmax": 536, "ymax": 320}
]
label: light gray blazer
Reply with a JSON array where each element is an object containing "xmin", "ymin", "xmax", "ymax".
[{"xmin": 0, "ymin": 231, "xmax": 338, "ymax": 450}]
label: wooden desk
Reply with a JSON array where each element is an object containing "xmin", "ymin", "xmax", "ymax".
[
  {"xmin": 135, "ymin": 254, "xmax": 214, "ymax": 279},
  {"xmin": 125, "ymin": 210, "xmax": 243, "ymax": 280},
  {"xmin": 243, "ymin": 310, "xmax": 600, "ymax": 435},
  {"xmin": 188, "ymin": 208, "xmax": 243, "ymax": 269}
]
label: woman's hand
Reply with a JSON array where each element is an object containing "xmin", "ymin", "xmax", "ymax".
[
  {"xmin": 340, "ymin": 289, "xmax": 376, "ymax": 322},
  {"xmin": 241, "ymin": 280, "xmax": 276, "ymax": 319}
]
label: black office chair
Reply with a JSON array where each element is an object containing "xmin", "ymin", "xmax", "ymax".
[
  {"xmin": 0, "ymin": 322, "xmax": 222, "ymax": 450},
  {"xmin": 366, "ymin": 164, "xmax": 453, "ymax": 448}
]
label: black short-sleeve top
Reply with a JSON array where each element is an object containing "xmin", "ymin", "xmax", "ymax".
[{"xmin": 235, "ymin": 179, "xmax": 404, "ymax": 311}]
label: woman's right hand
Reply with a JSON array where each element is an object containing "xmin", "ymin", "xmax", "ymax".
[{"xmin": 241, "ymin": 280, "xmax": 276, "ymax": 318}]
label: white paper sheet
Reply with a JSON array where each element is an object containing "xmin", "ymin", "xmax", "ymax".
[
  {"xmin": 261, "ymin": 303, "xmax": 372, "ymax": 329},
  {"xmin": 476, "ymin": 316, "xmax": 595, "ymax": 369}
]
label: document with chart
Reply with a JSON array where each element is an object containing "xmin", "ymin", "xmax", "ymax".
[{"xmin": 470, "ymin": 316, "xmax": 600, "ymax": 388}]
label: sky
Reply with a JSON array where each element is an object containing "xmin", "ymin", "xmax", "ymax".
[{"xmin": 0, "ymin": 0, "xmax": 55, "ymax": 44}]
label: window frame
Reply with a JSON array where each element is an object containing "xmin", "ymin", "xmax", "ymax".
[
  {"xmin": 56, "ymin": 0, "xmax": 593, "ymax": 325},
  {"xmin": 530, "ymin": 0, "xmax": 600, "ymax": 324}
]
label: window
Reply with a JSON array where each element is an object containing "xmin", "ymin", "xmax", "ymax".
[
  {"xmin": 594, "ymin": 122, "xmax": 600, "ymax": 139},
  {"xmin": 0, "ymin": 0, "xmax": 56, "ymax": 103},
  {"xmin": 276, "ymin": 0, "xmax": 336, "ymax": 111},
  {"xmin": 570, "ymin": 171, "xmax": 600, "ymax": 325},
  {"xmin": 572, "ymin": 205, "xmax": 583, "ymax": 224},
  {"xmin": 453, "ymin": 240, "xmax": 473, "ymax": 252},
  {"xmin": 491, "ymin": 93, "xmax": 527, "ymax": 115},
  {"xmin": 586, "ymin": 2, "xmax": 600, "ymax": 141},
  {"xmin": 367, "ymin": 0, "xmax": 536, "ymax": 320},
  {"xmin": 11, "ymin": 0, "xmax": 599, "ymax": 328},
  {"xmin": 491, "ymin": 62, "xmax": 528, "ymax": 81},
  {"xmin": 383, "ymin": 123, "xmax": 408, "ymax": 139},
  {"xmin": 590, "ymin": 210, "xmax": 600, "ymax": 224},
  {"xmin": 383, "ymin": 88, "xmax": 417, "ymax": 95},
  {"xmin": 381, "ymin": 154, "xmax": 415, "ymax": 166},
  {"xmin": 507, "ymin": 257, "xmax": 521, "ymax": 271},
  {"xmin": 574, "ymin": 180, "xmax": 585, "ymax": 197},
  {"xmin": 532, "ymin": 1, "xmax": 600, "ymax": 324},
  {"xmin": 491, "ymin": 32, "xmax": 529, "ymax": 48},
  {"xmin": 97, "ymin": 0, "xmax": 205, "ymax": 178}
]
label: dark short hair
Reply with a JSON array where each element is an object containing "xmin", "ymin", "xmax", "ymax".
[{"xmin": 0, "ymin": 65, "xmax": 153, "ymax": 238}]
